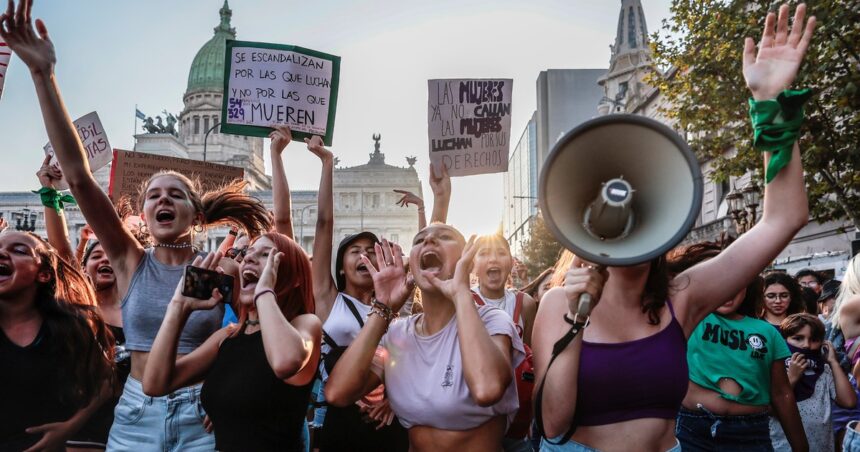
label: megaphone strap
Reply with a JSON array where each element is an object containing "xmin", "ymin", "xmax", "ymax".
[
  {"xmin": 534, "ymin": 315, "xmax": 589, "ymax": 445},
  {"xmin": 748, "ymin": 88, "xmax": 812, "ymax": 183}
]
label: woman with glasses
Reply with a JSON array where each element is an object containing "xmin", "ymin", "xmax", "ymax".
[{"xmin": 761, "ymin": 273, "xmax": 806, "ymax": 328}]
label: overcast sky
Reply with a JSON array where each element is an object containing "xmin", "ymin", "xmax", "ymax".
[{"xmin": 1, "ymin": 0, "xmax": 672, "ymax": 235}]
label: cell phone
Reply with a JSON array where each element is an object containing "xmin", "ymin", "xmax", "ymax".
[{"xmin": 183, "ymin": 266, "xmax": 234, "ymax": 304}]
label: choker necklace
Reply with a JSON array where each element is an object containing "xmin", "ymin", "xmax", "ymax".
[
  {"xmin": 245, "ymin": 319, "xmax": 260, "ymax": 326},
  {"xmin": 154, "ymin": 242, "xmax": 195, "ymax": 250}
]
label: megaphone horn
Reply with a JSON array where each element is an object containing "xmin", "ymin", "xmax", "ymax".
[{"xmin": 539, "ymin": 114, "xmax": 703, "ymax": 269}]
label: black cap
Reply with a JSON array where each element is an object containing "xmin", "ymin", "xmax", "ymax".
[
  {"xmin": 819, "ymin": 279, "xmax": 841, "ymax": 302},
  {"xmin": 335, "ymin": 231, "xmax": 379, "ymax": 291}
]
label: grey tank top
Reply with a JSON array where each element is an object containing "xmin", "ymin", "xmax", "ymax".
[{"xmin": 121, "ymin": 248, "xmax": 224, "ymax": 354}]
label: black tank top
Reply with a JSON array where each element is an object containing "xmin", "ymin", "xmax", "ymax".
[{"xmin": 201, "ymin": 330, "xmax": 312, "ymax": 452}]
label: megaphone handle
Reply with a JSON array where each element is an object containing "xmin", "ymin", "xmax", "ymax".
[{"xmin": 577, "ymin": 292, "xmax": 592, "ymax": 317}]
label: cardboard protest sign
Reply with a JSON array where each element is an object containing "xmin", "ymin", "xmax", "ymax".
[
  {"xmin": 427, "ymin": 79, "xmax": 513, "ymax": 177},
  {"xmin": 108, "ymin": 149, "xmax": 245, "ymax": 202},
  {"xmin": 44, "ymin": 111, "xmax": 112, "ymax": 190},
  {"xmin": 0, "ymin": 37, "xmax": 11, "ymax": 100},
  {"xmin": 221, "ymin": 40, "xmax": 340, "ymax": 145}
]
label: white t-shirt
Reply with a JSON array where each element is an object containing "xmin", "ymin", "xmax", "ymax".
[
  {"xmin": 769, "ymin": 364, "xmax": 836, "ymax": 451},
  {"xmin": 320, "ymin": 293, "xmax": 371, "ymax": 380},
  {"xmin": 472, "ymin": 288, "xmax": 524, "ymax": 338},
  {"xmin": 371, "ymin": 304, "xmax": 525, "ymax": 430}
]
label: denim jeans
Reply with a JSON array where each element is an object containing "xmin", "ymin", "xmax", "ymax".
[
  {"xmin": 844, "ymin": 421, "xmax": 860, "ymax": 452},
  {"xmin": 539, "ymin": 435, "xmax": 681, "ymax": 451},
  {"xmin": 676, "ymin": 407, "xmax": 773, "ymax": 452},
  {"xmin": 106, "ymin": 376, "xmax": 215, "ymax": 452}
]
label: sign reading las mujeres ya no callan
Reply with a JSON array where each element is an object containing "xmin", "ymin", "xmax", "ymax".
[
  {"xmin": 221, "ymin": 40, "xmax": 340, "ymax": 146},
  {"xmin": 428, "ymin": 79, "xmax": 512, "ymax": 177}
]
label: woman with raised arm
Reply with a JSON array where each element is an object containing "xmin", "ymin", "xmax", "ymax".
[
  {"xmin": 0, "ymin": 229, "xmax": 114, "ymax": 451},
  {"xmin": 0, "ymin": 2, "xmax": 271, "ymax": 449},
  {"xmin": 326, "ymin": 230, "xmax": 525, "ymax": 451},
  {"xmin": 36, "ymin": 155, "xmax": 130, "ymax": 451},
  {"xmin": 532, "ymin": 4, "xmax": 815, "ymax": 451},
  {"xmin": 306, "ymin": 135, "xmax": 407, "ymax": 451},
  {"xmin": 143, "ymin": 235, "xmax": 320, "ymax": 451},
  {"xmin": 270, "ymin": 125, "xmax": 296, "ymax": 239}
]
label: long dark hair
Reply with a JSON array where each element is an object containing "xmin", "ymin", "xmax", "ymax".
[
  {"xmin": 29, "ymin": 233, "xmax": 115, "ymax": 408},
  {"xmin": 137, "ymin": 172, "xmax": 271, "ymax": 238},
  {"xmin": 762, "ymin": 272, "xmax": 806, "ymax": 317}
]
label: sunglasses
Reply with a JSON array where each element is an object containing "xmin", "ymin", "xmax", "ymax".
[
  {"xmin": 226, "ymin": 246, "xmax": 248, "ymax": 259},
  {"xmin": 764, "ymin": 292, "xmax": 791, "ymax": 300}
]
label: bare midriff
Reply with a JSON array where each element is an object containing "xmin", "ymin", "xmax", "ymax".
[
  {"xmin": 408, "ymin": 415, "xmax": 505, "ymax": 452},
  {"xmin": 569, "ymin": 418, "xmax": 677, "ymax": 452},
  {"xmin": 682, "ymin": 381, "xmax": 770, "ymax": 416}
]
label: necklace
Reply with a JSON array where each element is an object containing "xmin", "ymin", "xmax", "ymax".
[
  {"xmin": 244, "ymin": 319, "xmax": 260, "ymax": 326},
  {"xmin": 154, "ymin": 242, "xmax": 195, "ymax": 250}
]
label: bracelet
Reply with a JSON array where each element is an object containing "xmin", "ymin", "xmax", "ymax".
[
  {"xmin": 371, "ymin": 298, "xmax": 394, "ymax": 318},
  {"xmin": 367, "ymin": 309, "xmax": 396, "ymax": 332},
  {"xmin": 33, "ymin": 187, "xmax": 77, "ymax": 214},
  {"xmin": 748, "ymin": 88, "xmax": 812, "ymax": 183},
  {"xmin": 228, "ymin": 228, "xmax": 238, "ymax": 236},
  {"xmin": 253, "ymin": 289, "xmax": 276, "ymax": 306},
  {"xmin": 563, "ymin": 313, "xmax": 590, "ymax": 328}
]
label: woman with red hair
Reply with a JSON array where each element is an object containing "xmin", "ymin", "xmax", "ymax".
[{"xmin": 143, "ymin": 233, "xmax": 321, "ymax": 451}]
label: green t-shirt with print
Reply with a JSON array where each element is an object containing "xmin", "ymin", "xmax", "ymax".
[{"xmin": 688, "ymin": 313, "xmax": 791, "ymax": 406}]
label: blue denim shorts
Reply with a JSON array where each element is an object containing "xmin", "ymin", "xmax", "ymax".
[
  {"xmin": 844, "ymin": 421, "xmax": 860, "ymax": 452},
  {"xmin": 676, "ymin": 407, "xmax": 772, "ymax": 452},
  {"xmin": 106, "ymin": 376, "xmax": 215, "ymax": 452},
  {"xmin": 540, "ymin": 435, "xmax": 681, "ymax": 451}
]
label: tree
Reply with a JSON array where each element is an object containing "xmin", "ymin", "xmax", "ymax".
[
  {"xmin": 651, "ymin": 0, "xmax": 860, "ymax": 230},
  {"xmin": 521, "ymin": 214, "xmax": 563, "ymax": 278}
]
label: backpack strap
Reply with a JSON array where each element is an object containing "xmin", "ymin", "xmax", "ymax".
[
  {"xmin": 341, "ymin": 294, "xmax": 366, "ymax": 328},
  {"xmin": 472, "ymin": 291, "xmax": 485, "ymax": 306},
  {"xmin": 514, "ymin": 291, "xmax": 525, "ymax": 324}
]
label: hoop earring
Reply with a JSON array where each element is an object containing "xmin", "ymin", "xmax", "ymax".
[
  {"xmin": 194, "ymin": 223, "xmax": 204, "ymax": 233},
  {"xmin": 140, "ymin": 223, "xmax": 148, "ymax": 234}
]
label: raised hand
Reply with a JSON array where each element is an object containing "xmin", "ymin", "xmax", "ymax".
[
  {"xmin": 429, "ymin": 163, "xmax": 451, "ymax": 199},
  {"xmin": 393, "ymin": 189, "xmax": 424, "ymax": 209},
  {"xmin": 422, "ymin": 235, "xmax": 478, "ymax": 301},
  {"xmin": 743, "ymin": 3, "xmax": 816, "ymax": 100},
  {"xmin": 304, "ymin": 135, "xmax": 333, "ymax": 163},
  {"xmin": 269, "ymin": 125, "xmax": 292, "ymax": 156},
  {"xmin": 170, "ymin": 252, "xmax": 224, "ymax": 313},
  {"xmin": 0, "ymin": 0, "xmax": 55, "ymax": 75},
  {"xmin": 563, "ymin": 256, "xmax": 608, "ymax": 318},
  {"xmin": 255, "ymin": 249, "xmax": 283, "ymax": 295},
  {"xmin": 36, "ymin": 154, "xmax": 61, "ymax": 188},
  {"xmin": 360, "ymin": 239, "xmax": 413, "ymax": 312},
  {"xmin": 787, "ymin": 352, "xmax": 808, "ymax": 382},
  {"xmin": 80, "ymin": 224, "xmax": 94, "ymax": 241}
]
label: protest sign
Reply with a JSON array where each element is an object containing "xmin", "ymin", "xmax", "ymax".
[
  {"xmin": 427, "ymin": 79, "xmax": 513, "ymax": 177},
  {"xmin": 221, "ymin": 40, "xmax": 340, "ymax": 145},
  {"xmin": 44, "ymin": 111, "xmax": 112, "ymax": 190},
  {"xmin": 108, "ymin": 149, "xmax": 245, "ymax": 202},
  {"xmin": 0, "ymin": 37, "xmax": 11, "ymax": 100}
]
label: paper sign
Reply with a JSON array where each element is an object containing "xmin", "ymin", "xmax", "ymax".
[
  {"xmin": 221, "ymin": 40, "xmax": 340, "ymax": 145},
  {"xmin": 427, "ymin": 79, "xmax": 513, "ymax": 177},
  {"xmin": 108, "ymin": 149, "xmax": 245, "ymax": 202},
  {"xmin": 0, "ymin": 37, "xmax": 11, "ymax": 100},
  {"xmin": 44, "ymin": 111, "xmax": 112, "ymax": 190}
]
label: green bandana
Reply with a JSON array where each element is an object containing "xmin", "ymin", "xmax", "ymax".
[
  {"xmin": 33, "ymin": 187, "xmax": 77, "ymax": 213},
  {"xmin": 748, "ymin": 88, "xmax": 812, "ymax": 183}
]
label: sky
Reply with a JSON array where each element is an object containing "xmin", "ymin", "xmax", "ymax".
[{"xmin": 0, "ymin": 0, "xmax": 672, "ymax": 236}]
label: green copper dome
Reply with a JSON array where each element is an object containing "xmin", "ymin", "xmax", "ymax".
[{"xmin": 186, "ymin": 0, "xmax": 236, "ymax": 94}]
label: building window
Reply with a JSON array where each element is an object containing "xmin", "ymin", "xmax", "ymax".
[
  {"xmin": 628, "ymin": 7, "xmax": 637, "ymax": 48},
  {"xmin": 213, "ymin": 116, "xmax": 219, "ymax": 134},
  {"xmin": 204, "ymin": 116, "xmax": 210, "ymax": 133},
  {"xmin": 193, "ymin": 116, "xmax": 200, "ymax": 134}
]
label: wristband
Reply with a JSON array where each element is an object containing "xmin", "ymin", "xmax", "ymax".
[
  {"xmin": 253, "ymin": 289, "xmax": 276, "ymax": 306},
  {"xmin": 367, "ymin": 309, "xmax": 395, "ymax": 332},
  {"xmin": 748, "ymin": 88, "xmax": 812, "ymax": 183},
  {"xmin": 33, "ymin": 187, "xmax": 77, "ymax": 214}
]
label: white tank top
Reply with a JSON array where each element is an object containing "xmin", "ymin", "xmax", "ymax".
[
  {"xmin": 472, "ymin": 288, "xmax": 523, "ymax": 337},
  {"xmin": 320, "ymin": 292, "xmax": 371, "ymax": 379}
]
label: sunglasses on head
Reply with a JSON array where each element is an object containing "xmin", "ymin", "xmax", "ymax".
[{"xmin": 226, "ymin": 246, "xmax": 248, "ymax": 259}]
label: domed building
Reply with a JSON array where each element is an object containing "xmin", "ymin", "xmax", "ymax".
[{"xmin": 134, "ymin": 0, "xmax": 271, "ymax": 190}]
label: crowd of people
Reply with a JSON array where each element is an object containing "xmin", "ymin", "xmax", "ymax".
[{"xmin": 3, "ymin": 1, "xmax": 860, "ymax": 451}]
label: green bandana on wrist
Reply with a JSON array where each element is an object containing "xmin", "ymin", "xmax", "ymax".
[
  {"xmin": 748, "ymin": 88, "xmax": 812, "ymax": 183},
  {"xmin": 33, "ymin": 187, "xmax": 77, "ymax": 213}
]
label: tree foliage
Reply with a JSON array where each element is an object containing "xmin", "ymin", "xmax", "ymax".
[
  {"xmin": 651, "ymin": 0, "xmax": 860, "ymax": 229},
  {"xmin": 521, "ymin": 214, "xmax": 563, "ymax": 278}
]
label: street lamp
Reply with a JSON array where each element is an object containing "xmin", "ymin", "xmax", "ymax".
[
  {"xmin": 726, "ymin": 182, "xmax": 762, "ymax": 235},
  {"xmin": 203, "ymin": 121, "xmax": 221, "ymax": 162},
  {"xmin": 15, "ymin": 208, "xmax": 36, "ymax": 232}
]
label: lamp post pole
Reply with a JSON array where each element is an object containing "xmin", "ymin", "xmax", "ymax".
[{"xmin": 203, "ymin": 121, "xmax": 221, "ymax": 162}]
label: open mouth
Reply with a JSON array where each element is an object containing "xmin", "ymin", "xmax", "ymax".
[
  {"xmin": 0, "ymin": 263, "xmax": 11, "ymax": 277},
  {"xmin": 486, "ymin": 268, "xmax": 502, "ymax": 280},
  {"xmin": 97, "ymin": 265, "xmax": 114, "ymax": 275},
  {"xmin": 242, "ymin": 269, "xmax": 260, "ymax": 288},
  {"xmin": 356, "ymin": 263, "xmax": 369, "ymax": 275},
  {"xmin": 155, "ymin": 209, "xmax": 176, "ymax": 224},
  {"xmin": 420, "ymin": 251, "xmax": 443, "ymax": 272}
]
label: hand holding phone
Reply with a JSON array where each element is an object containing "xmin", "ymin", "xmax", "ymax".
[{"xmin": 183, "ymin": 266, "xmax": 233, "ymax": 305}]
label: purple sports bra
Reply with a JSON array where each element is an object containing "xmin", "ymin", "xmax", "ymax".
[{"xmin": 574, "ymin": 300, "xmax": 689, "ymax": 426}]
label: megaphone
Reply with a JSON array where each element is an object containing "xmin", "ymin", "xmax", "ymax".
[{"xmin": 539, "ymin": 115, "xmax": 703, "ymax": 312}]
